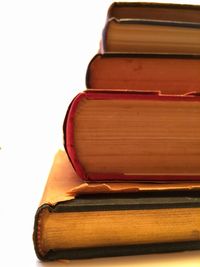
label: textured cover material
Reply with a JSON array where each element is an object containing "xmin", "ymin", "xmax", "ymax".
[{"xmin": 63, "ymin": 91, "xmax": 200, "ymax": 182}]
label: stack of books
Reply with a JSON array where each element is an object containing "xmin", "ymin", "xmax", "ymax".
[{"xmin": 33, "ymin": 2, "xmax": 200, "ymax": 261}]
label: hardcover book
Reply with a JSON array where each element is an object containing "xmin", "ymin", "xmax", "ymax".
[
  {"xmin": 33, "ymin": 150, "xmax": 200, "ymax": 261},
  {"xmin": 107, "ymin": 2, "xmax": 200, "ymax": 22},
  {"xmin": 63, "ymin": 91, "xmax": 200, "ymax": 181},
  {"xmin": 86, "ymin": 53, "xmax": 200, "ymax": 95},
  {"xmin": 101, "ymin": 18, "xmax": 200, "ymax": 54}
]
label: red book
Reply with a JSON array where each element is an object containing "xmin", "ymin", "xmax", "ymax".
[{"xmin": 63, "ymin": 91, "xmax": 200, "ymax": 182}]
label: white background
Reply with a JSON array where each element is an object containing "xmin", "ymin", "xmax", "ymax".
[{"xmin": 0, "ymin": 0, "xmax": 200, "ymax": 266}]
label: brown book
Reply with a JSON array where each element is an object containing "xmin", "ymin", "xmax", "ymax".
[
  {"xmin": 63, "ymin": 91, "xmax": 200, "ymax": 182},
  {"xmin": 33, "ymin": 150, "xmax": 200, "ymax": 261},
  {"xmin": 102, "ymin": 2, "xmax": 200, "ymax": 54},
  {"xmin": 86, "ymin": 54, "xmax": 200, "ymax": 95},
  {"xmin": 107, "ymin": 2, "xmax": 200, "ymax": 22},
  {"xmin": 101, "ymin": 18, "xmax": 200, "ymax": 54}
]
